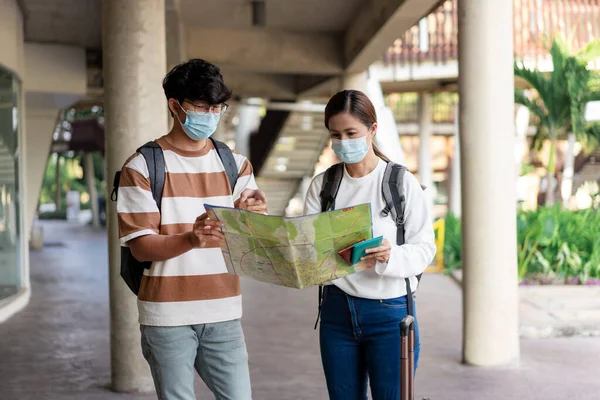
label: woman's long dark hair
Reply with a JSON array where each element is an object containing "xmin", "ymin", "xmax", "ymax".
[{"xmin": 324, "ymin": 90, "xmax": 390, "ymax": 162}]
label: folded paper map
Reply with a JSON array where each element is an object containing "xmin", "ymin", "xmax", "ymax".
[{"xmin": 205, "ymin": 203, "xmax": 374, "ymax": 289}]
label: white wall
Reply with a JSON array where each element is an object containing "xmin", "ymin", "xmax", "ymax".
[
  {"xmin": 0, "ymin": 0, "xmax": 25, "ymax": 78},
  {"xmin": 23, "ymin": 43, "xmax": 87, "ymax": 231},
  {"xmin": 24, "ymin": 43, "xmax": 86, "ymax": 97},
  {"xmin": 24, "ymin": 108, "xmax": 59, "ymax": 231}
]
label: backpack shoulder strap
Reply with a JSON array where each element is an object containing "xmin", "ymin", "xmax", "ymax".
[
  {"xmin": 382, "ymin": 162, "xmax": 425, "ymax": 319},
  {"xmin": 137, "ymin": 141, "xmax": 165, "ymax": 212},
  {"xmin": 211, "ymin": 138, "xmax": 238, "ymax": 192},
  {"xmin": 319, "ymin": 163, "xmax": 344, "ymax": 212},
  {"xmin": 111, "ymin": 171, "xmax": 121, "ymax": 202},
  {"xmin": 381, "ymin": 162, "xmax": 408, "ymax": 246}
]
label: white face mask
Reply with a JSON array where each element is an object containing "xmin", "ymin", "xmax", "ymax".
[
  {"xmin": 331, "ymin": 136, "xmax": 370, "ymax": 164},
  {"xmin": 176, "ymin": 102, "xmax": 221, "ymax": 140}
]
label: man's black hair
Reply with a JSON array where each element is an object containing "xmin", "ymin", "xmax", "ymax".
[{"xmin": 162, "ymin": 59, "xmax": 232, "ymax": 105}]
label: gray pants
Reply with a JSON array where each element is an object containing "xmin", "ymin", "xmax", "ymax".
[{"xmin": 141, "ymin": 320, "xmax": 252, "ymax": 400}]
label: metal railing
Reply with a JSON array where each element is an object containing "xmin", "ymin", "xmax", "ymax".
[
  {"xmin": 383, "ymin": 0, "xmax": 600, "ymax": 67},
  {"xmin": 386, "ymin": 92, "xmax": 457, "ymax": 123}
]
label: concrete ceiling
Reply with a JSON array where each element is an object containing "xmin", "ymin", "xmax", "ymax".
[
  {"xmin": 22, "ymin": 0, "xmax": 102, "ymax": 49},
  {"xmin": 20, "ymin": 0, "xmax": 443, "ymax": 98},
  {"xmin": 179, "ymin": 0, "xmax": 362, "ymax": 32},
  {"xmin": 21, "ymin": 0, "xmax": 363, "ymax": 50}
]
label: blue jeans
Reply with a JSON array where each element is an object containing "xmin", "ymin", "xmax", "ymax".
[
  {"xmin": 319, "ymin": 285, "xmax": 420, "ymax": 400},
  {"xmin": 140, "ymin": 320, "xmax": 252, "ymax": 400}
]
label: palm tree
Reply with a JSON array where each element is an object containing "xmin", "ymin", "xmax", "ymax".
[
  {"xmin": 565, "ymin": 40, "xmax": 600, "ymax": 145},
  {"xmin": 515, "ymin": 37, "xmax": 600, "ymax": 205}
]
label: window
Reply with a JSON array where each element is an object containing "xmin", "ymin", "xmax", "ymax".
[{"xmin": 0, "ymin": 67, "xmax": 22, "ymax": 301}]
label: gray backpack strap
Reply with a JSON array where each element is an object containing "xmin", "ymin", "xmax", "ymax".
[
  {"xmin": 211, "ymin": 138, "xmax": 238, "ymax": 192},
  {"xmin": 319, "ymin": 163, "xmax": 344, "ymax": 212},
  {"xmin": 381, "ymin": 162, "xmax": 422, "ymax": 319},
  {"xmin": 381, "ymin": 162, "xmax": 407, "ymax": 246},
  {"xmin": 137, "ymin": 141, "xmax": 165, "ymax": 212}
]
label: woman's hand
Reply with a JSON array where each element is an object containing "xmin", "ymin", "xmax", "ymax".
[{"xmin": 361, "ymin": 238, "xmax": 392, "ymax": 263}]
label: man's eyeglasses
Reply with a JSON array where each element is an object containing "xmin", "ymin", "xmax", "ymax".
[{"xmin": 182, "ymin": 100, "xmax": 229, "ymax": 116}]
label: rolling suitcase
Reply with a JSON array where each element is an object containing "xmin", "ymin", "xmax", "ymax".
[{"xmin": 400, "ymin": 315, "xmax": 415, "ymax": 400}]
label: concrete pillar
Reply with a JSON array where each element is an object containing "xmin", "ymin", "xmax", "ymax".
[
  {"xmin": 24, "ymin": 108, "xmax": 59, "ymax": 232},
  {"xmin": 365, "ymin": 73, "xmax": 405, "ymax": 164},
  {"xmin": 459, "ymin": 0, "xmax": 520, "ymax": 366},
  {"xmin": 165, "ymin": 9, "xmax": 186, "ymax": 132},
  {"xmin": 236, "ymin": 99, "xmax": 262, "ymax": 157},
  {"xmin": 84, "ymin": 152, "xmax": 100, "ymax": 228},
  {"xmin": 55, "ymin": 154, "xmax": 61, "ymax": 210},
  {"xmin": 103, "ymin": 0, "xmax": 167, "ymax": 392},
  {"xmin": 418, "ymin": 93, "xmax": 434, "ymax": 215},
  {"xmin": 165, "ymin": 7, "xmax": 187, "ymax": 71},
  {"xmin": 341, "ymin": 72, "xmax": 368, "ymax": 92},
  {"xmin": 449, "ymin": 104, "xmax": 461, "ymax": 217},
  {"xmin": 342, "ymin": 72, "xmax": 405, "ymax": 164},
  {"xmin": 561, "ymin": 133, "xmax": 576, "ymax": 206},
  {"xmin": 515, "ymin": 102, "xmax": 530, "ymax": 180}
]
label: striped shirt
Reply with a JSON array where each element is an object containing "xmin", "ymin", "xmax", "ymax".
[{"xmin": 117, "ymin": 136, "xmax": 258, "ymax": 326}]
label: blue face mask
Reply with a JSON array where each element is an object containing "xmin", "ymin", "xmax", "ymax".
[
  {"xmin": 176, "ymin": 103, "xmax": 221, "ymax": 140},
  {"xmin": 331, "ymin": 136, "xmax": 370, "ymax": 164}
]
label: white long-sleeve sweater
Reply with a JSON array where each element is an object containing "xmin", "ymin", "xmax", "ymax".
[{"xmin": 304, "ymin": 159, "xmax": 436, "ymax": 299}]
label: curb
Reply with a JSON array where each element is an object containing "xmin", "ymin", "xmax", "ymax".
[
  {"xmin": 520, "ymin": 325, "xmax": 600, "ymax": 339},
  {"xmin": 447, "ymin": 270, "xmax": 600, "ymax": 339}
]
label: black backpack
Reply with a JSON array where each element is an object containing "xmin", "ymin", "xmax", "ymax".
[
  {"xmin": 317, "ymin": 161, "xmax": 425, "ymax": 323},
  {"xmin": 111, "ymin": 138, "xmax": 239, "ymax": 295}
]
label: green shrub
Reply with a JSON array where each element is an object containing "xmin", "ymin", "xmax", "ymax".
[
  {"xmin": 442, "ymin": 207, "xmax": 600, "ymax": 284},
  {"xmin": 442, "ymin": 212, "xmax": 462, "ymax": 274},
  {"xmin": 38, "ymin": 210, "xmax": 67, "ymax": 220}
]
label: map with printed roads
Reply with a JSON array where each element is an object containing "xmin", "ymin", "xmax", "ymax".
[{"xmin": 205, "ymin": 204, "xmax": 374, "ymax": 289}]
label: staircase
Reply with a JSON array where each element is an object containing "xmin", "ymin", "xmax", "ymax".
[
  {"xmin": 573, "ymin": 150, "xmax": 600, "ymax": 191},
  {"xmin": 0, "ymin": 145, "xmax": 15, "ymax": 186},
  {"xmin": 254, "ymin": 110, "xmax": 330, "ymax": 216}
]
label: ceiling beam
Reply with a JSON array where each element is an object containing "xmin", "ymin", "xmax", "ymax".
[
  {"xmin": 186, "ymin": 28, "xmax": 343, "ymax": 75},
  {"xmin": 380, "ymin": 77, "xmax": 459, "ymax": 93},
  {"xmin": 297, "ymin": 76, "xmax": 341, "ymax": 99},
  {"xmin": 166, "ymin": 8, "xmax": 187, "ymax": 70},
  {"xmin": 378, "ymin": 76, "xmax": 532, "ymax": 94},
  {"xmin": 165, "ymin": 0, "xmax": 182, "ymax": 12},
  {"xmin": 16, "ymin": 0, "xmax": 28, "ymax": 19},
  {"xmin": 344, "ymin": 0, "xmax": 443, "ymax": 73},
  {"xmin": 221, "ymin": 70, "xmax": 297, "ymax": 100}
]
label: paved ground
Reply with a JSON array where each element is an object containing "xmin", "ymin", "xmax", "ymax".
[
  {"xmin": 1, "ymin": 221, "xmax": 600, "ymax": 400},
  {"xmin": 452, "ymin": 269, "xmax": 600, "ymax": 338}
]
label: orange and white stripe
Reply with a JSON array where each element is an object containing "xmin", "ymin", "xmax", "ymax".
[{"xmin": 117, "ymin": 136, "xmax": 257, "ymax": 327}]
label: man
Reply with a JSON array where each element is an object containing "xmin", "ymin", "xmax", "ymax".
[{"xmin": 117, "ymin": 59, "xmax": 265, "ymax": 400}]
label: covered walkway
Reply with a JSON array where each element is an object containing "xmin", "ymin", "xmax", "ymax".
[{"xmin": 1, "ymin": 221, "xmax": 599, "ymax": 400}]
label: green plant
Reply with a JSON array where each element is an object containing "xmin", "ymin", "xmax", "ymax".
[
  {"xmin": 520, "ymin": 162, "xmax": 536, "ymax": 176},
  {"xmin": 38, "ymin": 210, "xmax": 67, "ymax": 220},
  {"xmin": 514, "ymin": 36, "xmax": 600, "ymax": 205},
  {"xmin": 441, "ymin": 212, "xmax": 462, "ymax": 274},
  {"xmin": 443, "ymin": 207, "xmax": 600, "ymax": 284},
  {"xmin": 39, "ymin": 152, "xmax": 105, "ymax": 211}
]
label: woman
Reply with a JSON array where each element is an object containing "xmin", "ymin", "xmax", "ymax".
[{"xmin": 304, "ymin": 90, "xmax": 436, "ymax": 400}]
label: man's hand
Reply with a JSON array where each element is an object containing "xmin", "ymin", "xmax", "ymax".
[
  {"xmin": 187, "ymin": 213, "xmax": 225, "ymax": 248},
  {"xmin": 362, "ymin": 238, "xmax": 392, "ymax": 263},
  {"xmin": 238, "ymin": 189, "xmax": 268, "ymax": 214}
]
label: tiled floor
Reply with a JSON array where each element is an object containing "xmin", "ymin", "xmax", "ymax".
[{"xmin": 1, "ymin": 221, "xmax": 600, "ymax": 400}]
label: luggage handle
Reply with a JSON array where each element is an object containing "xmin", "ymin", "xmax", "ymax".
[{"xmin": 400, "ymin": 315, "xmax": 415, "ymax": 400}]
